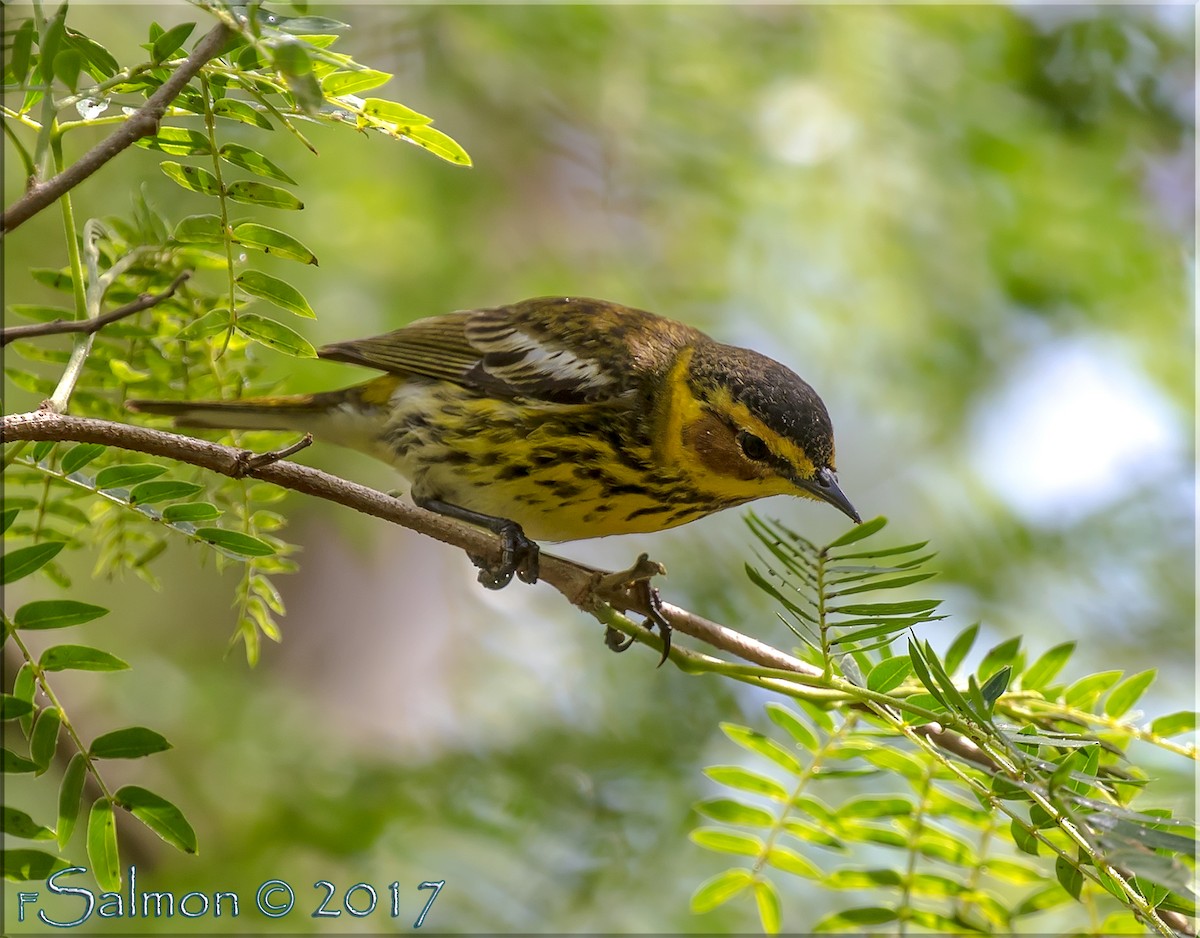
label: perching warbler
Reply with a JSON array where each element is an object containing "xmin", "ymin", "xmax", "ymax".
[{"xmin": 128, "ymin": 296, "xmax": 858, "ymax": 608}]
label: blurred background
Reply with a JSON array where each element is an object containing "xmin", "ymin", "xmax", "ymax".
[{"xmin": 4, "ymin": 2, "xmax": 1194, "ymax": 932}]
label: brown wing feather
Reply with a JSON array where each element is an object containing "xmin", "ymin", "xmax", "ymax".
[
  {"xmin": 317, "ymin": 297, "xmax": 701, "ymax": 405},
  {"xmin": 317, "ymin": 312, "xmax": 478, "ymax": 384}
]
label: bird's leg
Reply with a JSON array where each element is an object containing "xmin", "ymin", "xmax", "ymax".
[
  {"xmin": 595, "ymin": 553, "xmax": 671, "ymax": 667},
  {"xmin": 415, "ymin": 497, "xmax": 539, "ymax": 588}
]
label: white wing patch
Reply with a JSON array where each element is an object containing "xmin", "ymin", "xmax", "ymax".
[{"xmin": 464, "ymin": 320, "xmax": 616, "ymax": 400}]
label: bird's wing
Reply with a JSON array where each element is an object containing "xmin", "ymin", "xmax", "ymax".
[{"xmin": 318, "ymin": 297, "xmax": 696, "ymax": 405}]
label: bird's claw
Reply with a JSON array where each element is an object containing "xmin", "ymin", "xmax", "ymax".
[
  {"xmin": 470, "ymin": 522, "xmax": 539, "ymax": 589},
  {"xmin": 597, "ymin": 553, "xmax": 671, "ymax": 666}
]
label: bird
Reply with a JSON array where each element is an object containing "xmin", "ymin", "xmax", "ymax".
[{"xmin": 128, "ymin": 296, "xmax": 859, "ymax": 659}]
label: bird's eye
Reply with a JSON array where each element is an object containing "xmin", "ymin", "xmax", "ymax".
[{"xmin": 736, "ymin": 431, "xmax": 770, "ymax": 461}]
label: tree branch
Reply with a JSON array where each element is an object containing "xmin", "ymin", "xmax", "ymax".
[
  {"xmin": 2, "ymin": 22, "xmax": 233, "ymax": 235},
  {"xmin": 2, "ymin": 411, "xmax": 1002, "ymax": 773},
  {"xmin": 1, "ymin": 271, "xmax": 191, "ymax": 346}
]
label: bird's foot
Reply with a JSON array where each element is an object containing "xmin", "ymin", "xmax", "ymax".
[
  {"xmin": 597, "ymin": 553, "xmax": 671, "ymax": 667},
  {"xmin": 469, "ymin": 521, "xmax": 539, "ymax": 589}
]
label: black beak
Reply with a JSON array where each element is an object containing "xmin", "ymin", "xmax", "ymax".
[{"xmin": 797, "ymin": 466, "xmax": 861, "ymax": 524}]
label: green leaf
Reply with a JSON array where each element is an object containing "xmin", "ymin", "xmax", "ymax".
[
  {"xmin": 233, "ymin": 223, "xmax": 318, "ymax": 265},
  {"xmin": 236, "ymin": 270, "xmax": 314, "ymax": 318},
  {"xmin": 176, "ymin": 307, "xmax": 232, "ymax": 341},
  {"xmin": 833, "ymin": 571, "xmax": 936, "ymax": 597},
  {"xmin": 812, "ymin": 906, "xmax": 899, "ymax": 931},
  {"xmin": 1054, "ymin": 855, "xmax": 1083, "ymax": 899},
  {"xmin": 40, "ymin": 645, "xmax": 129, "ymax": 672},
  {"xmin": 321, "ymin": 67, "xmax": 392, "ymax": 97},
  {"xmin": 129, "ymin": 480, "xmax": 205, "ymax": 505},
  {"xmin": 64, "ymin": 28, "xmax": 120, "ymax": 80},
  {"xmin": 943, "ymin": 622, "xmax": 979, "ymax": 676},
  {"xmin": 703, "ymin": 765, "xmax": 788, "ymax": 802},
  {"xmin": 2, "ymin": 541, "xmax": 65, "ymax": 583},
  {"xmin": 765, "ymin": 703, "xmax": 818, "ymax": 751},
  {"xmin": 272, "ymin": 41, "xmax": 323, "ymax": 113},
  {"xmin": 721, "ymin": 723, "xmax": 803, "ymax": 774},
  {"xmin": 110, "ymin": 359, "xmax": 151, "ymax": 384},
  {"xmin": 94, "ymin": 463, "xmax": 167, "ymax": 489},
  {"xmin": 172, "ymin": 213, "xmax": 225, "ymax": 244},
  {"xmin": 52, "ymin": 47, "xmax": 82, "ymax": 92},
  {"xmin": 1063, "ymin": 670, "xmax": 1123, "ymax": 709},
  {"xmin": 829, "ymin": 599, "xmax": 941, "ymax": 616},
  {"xmin": 57, "ymin": 752, "xmax": 87, "ymax": 849},
  {"xmin": 1022, "ymin": 641, "xmax": 1075, "ymax": 692},
  {"xmin": 694, "ymin": 798, "xmax": 775, "ymax": 827},
  {"xmin": 218, "ymin": 143, "xmax": 295, "ymax": 183},
  {"xmin": 361, "ymin": 97, "xmax": 433, "ymax": 125},
  {"xmin": 225, "ymin": 180, "xmax": 304, "ymax": 210},
  {"xmin": 212, "ymin": 98, "xmax": 273, "ymax": 129},
  {"xmin": 14, "ymin": 665, "xmax": 35, "ymax": 735},
  {"xmin": 404, "ymin": 124, "xmax": 473, "ymax": 166},
  {"xmin": 2, "ymin": 748, "xmax": 39, "ymax": 773},
  {"xmin": 114, "ymin": 786, "xmax": 197, "ymax": 853},
  {"xmin": 235, "ymin": 313, "xmax": 317, "ymax": 357},
  {"xmin": 195, "ymin": 528, "xmax": 278, "ymax": 558},
  {"xmin": 690, "ymin": 868, "xmax": 753, "ymax": 913},
  {"xmin": 14, "ymin": 600, "xmax": 108, "ymax": 630},
  {"xmin": 977, "ymin": 636, "xmax": 1021, "ymax": 681},
  {"xmin": 135, "ymin": 127, "xmax": 213, "ymax": 156},
  {"xmin": 6, "ymin": 304, "xmax": 75, "ymax": 324},
  {"xmin": 979, "ymin": 665, "xmax": 1010, "ymax": 712},
  {"xmin": 1010, "ymin": 818, "xmax": 1040, "ymax": 855},
  {"xmin": 1, "ymin": 695, "xmax": 34, "ymax": 721},
  {"xmin": 824, "ymin": 516, "xmax": 887, "ymax": 549},
  {"xmin": 754, "ymin": 878, "xmax": 781, "ymax": 935},
  {"xmin": 60, "ymin": 443, "xmax": 106, "ymax": 474},
  {"xmin": 30, "ymin": 707, "xmax": 62, "ymax": 773},
  {"xmin": 263, "ymin": 12, "xmax": 350, "ymax": 33},
  {"xmin": 151, "ymin": 21, "xmax": 195, "ymax": 63},
  {"xmin": 3, "ymin": 806, "xmax": 55, "ymax": 840},
  {"xmin": 689, "ymin": 827, "xmax": 763, "ymax": 858},
  {"xmin": 160, "ymin": 160, "xmax": 221, "ymax": 196},
  {"xmin": 90, "ymin": 726, "xmax": 171, "ymax": 760},
  {"xmin": 2, "ymin": 508, "xmax": 20, "ymax": 534},
  {"xmin": 1104, "ymin": 669, "xmax": 1156, "ymax": 718},
  {"xmin": 3, "ymin": 849, "xmax": 70, "ymax": 882},
  {"xmin": 10, "ymin": 20, "xmax": 34, "ymax": 85},
  {"xmin": 866, "ymin": 656, "xmax": 911, "ymax": 693},
  {"xmin": 838, "ymin": 795, "xmax": 914, "ymax": 818},
  {"xmin": 38, "ymin": 5, "xmax": 67, "ymax": 84},
  {"xmin": 1150, "ymin": 711, "xmax": 1197, "ymax": 737},
  {"xmin": 86, "ymin": 799, "xmax": 120, "ymax": 892},
  {"xmin": 763, "ymin": 845, "xmax": 819, "ymax": 878},
  {"xmin": 162, "ymin": 502, "xmax": 222, "ymax": 523}
]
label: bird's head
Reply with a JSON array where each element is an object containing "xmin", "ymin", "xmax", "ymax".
[{"xmin": 659, "ymin": 341, "xmax": 861, "ymax": 523}]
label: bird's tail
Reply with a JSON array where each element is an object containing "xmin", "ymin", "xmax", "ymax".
[{"xmin": 126, "ymin": 390, "xmax": 347, "ymax": 432}]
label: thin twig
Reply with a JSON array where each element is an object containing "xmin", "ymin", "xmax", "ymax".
[
  {"xmin": 1, "ymin": 21, "xmax": 234, "ymax": 234},
  {"xmin": 1, "ymin": 271, "xmax": 191, "ymax": 346}
]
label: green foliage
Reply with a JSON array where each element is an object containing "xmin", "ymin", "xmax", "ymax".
[
  {"xmin": 2, "ymin": 0, "xmax": 470, "ymax": 896},
  {"xmin": 690, "ymin": 517, "xmax": 1197, "ymax": 934}
]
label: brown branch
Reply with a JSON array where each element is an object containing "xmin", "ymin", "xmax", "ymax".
[
  {"xmin": 1, "ymin": 271, "xmax": 191, "ymax": 346},
  {"xmin": 2, "ymin": 22, "xmax": 233, "ymax": 234},
  {"xmin": 2, "ymin": 411, "xmax": 1006, "ymax": 774}
]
